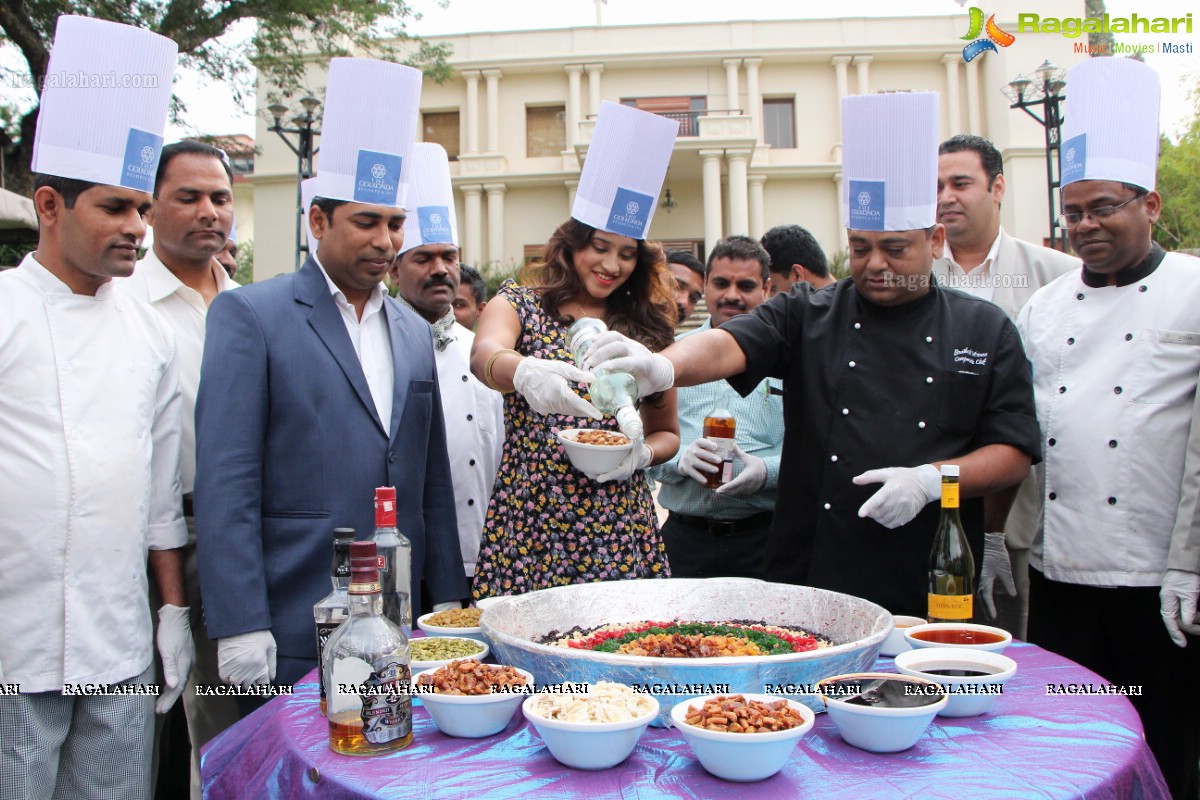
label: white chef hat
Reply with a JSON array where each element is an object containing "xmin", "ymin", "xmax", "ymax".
[
  {"xmin": 301, "ymin": 176, "xmax": 319, "ymax": 255},
  {"xmin": 399, "ymin": 143, "xmax": 458, "ymax": 256},
  {"xmin": 841, "ymin": 92, "xmax": 940, "ymax": 231},
  {"xmin": 313, "ymin": 58, "xmax": 422, "ymax": 208},
  {"xmin": 571, "ymin": 101, "xmax": 678, "ymax": 240},
  {"xmin": 31, "ymin": 16, "xmax": 177, "ymax": 192},
  {"xmin": 1061, "ymin": 58, "xmax": 1160, "ymax": 192}
]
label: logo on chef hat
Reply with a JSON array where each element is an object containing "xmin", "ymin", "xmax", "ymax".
[
  {"xmin": 607, "ymin": 187, "xmax": 654, "ymax": 239},
  {"xmin": 848, "ymin": 179, "xmax": 886, "ymax": 232},
  {"xmin": 1060, "ymin": 134, "xmax": 1087, "ymax": 185},
  {"xmin": 120, "ymin": 128, "xmax": 164, "ymax": 193},
  {"xmin": 354, "ymin": 150, "xmax": 403, "ymax": 206},
  {"xmin": 418, "ymin": 205, "xmax": 454, "ymax": 244}
]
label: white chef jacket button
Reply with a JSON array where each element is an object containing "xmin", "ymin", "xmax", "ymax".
[
  {"xmin": 848, "ymin": 361, "xmax": 856, "ymax": 368},
  {"xmin": 138, "ymin": 501, "xmax": 146, "ymax": 512},
  {"xmin": 925, "ymin": 377, "xmax": 933, "ymax": 384},
  {"xmin": 918, "ymin": 421, "xmax": 926, "ymax": 429},
  {"xmin": 71, "ymin": 505, "xmax": 81, "ymax": 516},
  {"xmin": 46, "ymin": 296, "xmax": 56, "ymax": 306},
  {"xmin": 841, "ymin": 408, "xmax": 849, "ymax": 415},
  {"xmin": 823, "ymin": 503, "xmax": 832, "ymax": 510},
  {"xmin": 137, "ymin": 430, "xmax": 144, "ymax": 439},
  {"xmin": 70, "ymin": 430, "xmax": 81, "ymax": 440},
  {"xmin": 854, "ymin": 323, "xmax": 862, "ymax": 330},
  {"xmin": 925, "ymin": 336, "xmax": 933, "ymax": 343},
  {"xmin": 61, "ymin": 361, "xmax": 71, "ymax": 371},
  {"xmin": 66, "ymin": 574, "xmax": 79, "ymax": 587},
  {"xmin": 830, "ymin": 455, "xmax": 838, "ymax": 462}
]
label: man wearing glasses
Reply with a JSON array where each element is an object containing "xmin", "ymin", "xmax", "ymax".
[{"xmin": 1016, "ymin": 58, "xmax": 1200, "ymax": 799}]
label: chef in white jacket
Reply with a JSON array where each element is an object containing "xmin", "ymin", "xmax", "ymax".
[
  {"xmin": 1017, "ymin": 57, "xmax": 1200, "ymax": 800},
  {"xmin": 389, "ymin": 143, "xmax": 504, "ymax": 578},
  {"xmin": 0, "ymin": 16, "xmax": 191, "ymax": 800}
]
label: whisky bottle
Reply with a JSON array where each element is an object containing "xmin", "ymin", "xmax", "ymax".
[
  {"xmin": 372, "ymin": 487, "xmax": 412, "ymax": 637},
  {"xmin": 314, "ymin": 527, "xmax": 354, "ymax": 715},
  {"xmin": 566, "ymin": 317, "xmax": 644, "ymax": 440},
  {"xmin": 323, "ymin": 540, "xmax": 413, "ymax": 756},
  {"xmin": 702, "ymin": 406, "xmax": 736, "ymax": 489},
  {"xmin": 927, "ymin": 465, "xmax": 976, "ymax": 623}
]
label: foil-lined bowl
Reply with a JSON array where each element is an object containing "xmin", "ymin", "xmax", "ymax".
[{"xmin": 481, "ymin": 578, "xmax": 890, "ymax": 724}]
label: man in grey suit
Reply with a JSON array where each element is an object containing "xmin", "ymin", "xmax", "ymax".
[{"xmin": 933, "ymin": 134, "xmax": 1078, "ymax": 638}]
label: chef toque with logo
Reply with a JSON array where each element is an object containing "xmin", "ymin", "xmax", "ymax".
[
  {"xmin": 1060, "ymin": 57, "xmax": 1160, "ymax": 191},
  {"xmin": 841, "ymin": 92, "xmax": 940, "ymax": 232},
  {"xmin": 570, "ymin": 101, "xmax": 679, "ymax": 240},
  {"xmin": 31, "ymin": 16, "xmax": 177, "ymax": 190},
  {"xmin": 399, "ymin": 143, "xmax": 458, "ymax": 255}
]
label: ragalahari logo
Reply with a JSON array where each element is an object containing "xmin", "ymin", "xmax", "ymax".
[{"xmin": 960, "ymin": 6, "xmax": 1016, "ymax": 62}]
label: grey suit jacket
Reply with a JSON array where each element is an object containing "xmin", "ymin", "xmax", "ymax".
[{"xmin": 934, "ymin": 230, "xmax": 1080, "ymax": 548}]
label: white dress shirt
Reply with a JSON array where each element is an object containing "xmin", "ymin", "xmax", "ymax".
[
  {"xmin": 941, "ymin": 229, "xmax": 1003, "ymax": 302},
  {"xmin": 314, "ymin": 255, "xmax": 394, "ymax": 430},
  {"xmin": 0, "ymin": 254, "xmax": 187, "ymax": 692},
  {"xmin": 117, "ymin": 250, "xmax": 238, "ymax": 494},
  {"xmin": 435, "ymin": 323, "xmax": 504, "ymax": 575}
]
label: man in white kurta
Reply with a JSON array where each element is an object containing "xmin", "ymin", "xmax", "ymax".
[{"xmin": 1017, "ymin": 57, "xmax": 1200, "ymax": 799}]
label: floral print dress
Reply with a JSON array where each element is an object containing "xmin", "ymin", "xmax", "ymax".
[{"xmin": 472, "ymin": 281, "xmax": 670, "ymax": 598}]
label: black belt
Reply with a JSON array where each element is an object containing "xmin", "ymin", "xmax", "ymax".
[
  {"xmin": 669, "ymin": 510, "xmax": 773, "ymax": 537},
  {"xmin": 182, "ymin": 493, "xmax": 194, "ymax": 518}
]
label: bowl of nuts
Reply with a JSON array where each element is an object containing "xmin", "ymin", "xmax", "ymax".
[
  {"xmin": 418, "ymin": 607, "xmax": 486, "ymax": 644},
  {"xmin": 556, "ymin": 428, "xmax": 634, "ymax": 476},
  {"xmin": 670, "ymin": 693, "xmax": 815, "ymax": 782},
  {"xmin": 412, "ymin": 660, "xmax": 534, "ymax": 738},
  {"xmin": 410, "ymin": 636, "xmax": 489, "ymax": 672}
]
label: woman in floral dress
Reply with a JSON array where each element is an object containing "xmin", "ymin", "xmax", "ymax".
[{"xmin": 469, "ymin": 219, "xmax": 680, "ymax": 598}]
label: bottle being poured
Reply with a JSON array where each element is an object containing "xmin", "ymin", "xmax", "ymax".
[{"xmin": 567, "ymin": 317, "xmax": 644, "ymax": 441}]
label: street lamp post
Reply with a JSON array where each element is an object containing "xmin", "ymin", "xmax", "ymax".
[
  {"xmin": 268, "ymin": 96, "xmax": 321, "ymax": 269},
  {"xmin": 1003, "ymin": 60, "xmax": 1068, "ymax": 251}
]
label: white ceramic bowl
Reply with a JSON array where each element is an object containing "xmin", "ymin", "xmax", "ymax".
[
  {"xmin": 556, "ymin": 428, "xmax": 635, "ymax": 475},
  {"xmin": 409, "ymin": 637, "xmax": 490, "ymax": 672},
  {"xmin": 417, "ymin": 612, "xmax": 486, "ymax": 644},
  {"xmin": 523, "ymin": 690, "xmax": 659, "ymax": 770},
  {"xmin": 903, "ymin": 622, "xmax": 1012, "ymax": 654},
  {"xmin": 818, "ymin": 672, "xmax": 948, "ymax": 753},
  {"xmin": 880, "ymin": 615, "xmax": 927, "ymax": 658},
  {"xmin": 412, "ymin": 665, "xmax": 534, "ymax": 738},
  {"xmin": 670, "ymin": 694, "xmax": 815, "ymax": 782},
  {"xmin": 894, "ymin": 647, "xmax": 1018, "ymax": 718}
]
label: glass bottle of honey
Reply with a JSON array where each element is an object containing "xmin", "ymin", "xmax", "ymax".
[{"xmin": 702, "ymin": 406, "xmax": 736, "ymax": 489}]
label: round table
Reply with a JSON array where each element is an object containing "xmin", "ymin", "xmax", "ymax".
[{"xmin": 201, "ymin": 642, "xmax": 1168, "ymax": 799}]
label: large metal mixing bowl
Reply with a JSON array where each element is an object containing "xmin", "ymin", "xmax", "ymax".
[{"xmin": 481, "ymin": 578, "xmax": 891, "ymax": 723}]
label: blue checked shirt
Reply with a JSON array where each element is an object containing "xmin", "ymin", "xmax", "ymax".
[{"xmin": 648, "ymin": 319, "xmax": 785, "ymax": 519}]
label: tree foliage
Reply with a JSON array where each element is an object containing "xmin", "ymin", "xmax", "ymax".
[
  {"xmin": 0, "ymin": 0, "xmax": 451, "ymax": 195},
  {"xmin": 1156, "ymin": 82, "xmax": 1200, "ymax": 252}
]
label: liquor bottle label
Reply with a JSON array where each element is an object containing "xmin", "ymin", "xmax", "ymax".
[
  {"xmin": 928, "ymin": 593, "xmax": 973, "ymax": 620},
  {"xmin": 315, "ymin": 619, "xmax": 347, "ymax": 701},
  {"xmin": 360, "ymin": 660, "xmax": 412, "ymax": 745}
]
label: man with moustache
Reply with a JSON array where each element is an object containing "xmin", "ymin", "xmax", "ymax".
[
  {"xmin": 194, "ymin": 60, "xmax": 467, "ymax": 705},
  {"xmin": 1017, "ymin": 58, "xmax": 1200, "ymax": 798},
  {"xmin": 586, "ymin": 93, "xmax": 1040, "ymax": 616},
  {"xmin": 389, "ymin": 143, "xmax": 502, "ymax": 580},
  {"xmin": 932, "ymin": 134, "xmax": 1078, "ymax": 638},
  {"xmin": 761, "ymin": 224, "xmax": 833, "ymax": 295},
  {"xmin": 665, "ymin": 249, "xmax": 705, "ymax": 327},
  {"xmin": 648, "ymin": 237, "xmax": 783, "ymax": 578}
]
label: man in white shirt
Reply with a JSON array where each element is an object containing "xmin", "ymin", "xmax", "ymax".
[
  {"xmin": 0, "ymin": 18, "xmax": 190, "ymax": 798},
  {"xmin": 119, "ymin": 140, "xmax": 239, "ymax": 797},
  {"xmin": 933, "ymin": 134, "xmax": 1078, "ymax": 638}
]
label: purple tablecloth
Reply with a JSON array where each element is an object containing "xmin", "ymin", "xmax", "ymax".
[{"xmin": 201, "ymin": 642, "xmax": 1168, "ymax": 799}]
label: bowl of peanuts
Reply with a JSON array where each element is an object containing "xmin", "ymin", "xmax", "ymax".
[
  {"xmin": 418, "ymin": 606, "xmax": 486, "ymax": 644},
  {"xmin": 670, "ymin": 693, "xmax": 816, "ymax": 782},
  {"xmin": 555, "ymin": 428, "xmax": 635, "ymax": 476},
  {"xmin": 412, "ymin": 660, "xmax": 535, "ymax": 738}
]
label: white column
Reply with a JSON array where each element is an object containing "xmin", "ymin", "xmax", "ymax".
[
  {"xmin": 700, "ymin": 149, "xmax": 724, "ymax": 255},
  {"xmin": 744, "ymin": 58, "xmax": 763, "ymax": 144},
  {"xmin": 565, "ymin": 180, "xmax": 578, "ymax": 211},
  {"xmin": 462, "ymin": 70, "xmax": 481, "ymax": 155},
  {"xmin": 565, "ymin": 65, "xmax": 583, "ymax": 147},
  {"xmin": 723, "ymin": 58, "xmax": 741, "ymax": 113},
  {"xmin": 853, "ymin": 55, "xmax": 872, "ymax": 96},
  {"xmin": 585, "ymin": 64, "xmax": 604, "ymax": 117},
  {"xmin": 965, "ymin": 57, "xmax": 982, "ymax": 135},
  {"xmin": 748, "ymin": 175, "xmax": 766, "ymax": 238},
  {"xmin": 942, "ymin": 54, "xmax": 962, "ymax": 138},
  {"xmin": 832, "ymin": 56, "xmax": 853, "ymax": 158},
  {"xmin": 726, "ymin": 149, "xmax": 751, "ymax": 236},
  {"xmin": 832, "ymin": 172, "xmax": 844, "ymax": 234},
  {"xmin": 462, "ymin": 184, "xmax": 483, "ymax": 265},
  {"xmin": 484, "ymin": 183, "xmax": 506, "ymax": 266},
  {"xmin": 483, "ymin": 69, "xmax": 502, "ymax": 154}
]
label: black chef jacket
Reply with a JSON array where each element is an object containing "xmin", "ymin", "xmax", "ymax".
[{"xmin": 721, "ymin": 280, "xmax": 1042, "ymax": 616}]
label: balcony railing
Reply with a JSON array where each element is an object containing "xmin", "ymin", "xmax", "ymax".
[{"xmin": 589, "ymin": 108, "xmax": 742, "ymax": 137}]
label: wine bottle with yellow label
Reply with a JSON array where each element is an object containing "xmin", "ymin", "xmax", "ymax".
[{"xmin": 927, "ymin": 464, "xmax": 975, "ymax": 623}]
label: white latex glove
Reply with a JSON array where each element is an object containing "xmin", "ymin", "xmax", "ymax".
[
  {"xmin": 218, "ymin": 630, "xmax": 277, "ymax": 689},
  {"xmin": 582, "ymin": 331, "xmax": 674, "ymax": 398},
  {"xmin": 978, "ymin": 532, "xmax": 1017, "ymax": 620},
  {"xmin": 1160, "ymin": 569, "xmax": 1200, "ymax": 648},
  {"xmin": 431, "ymin": 601, "xmax": 462, "ymax": 613},
  {"xmin": 587, "ymin": 441, "xmax": 653, "ymax": 483},
  {"xmin": 677, "ymin": 438, "xmax": 721, "ymax": 484},
  {"xmin": 512, "ymin": 357, "xmax": 602, "ymax": 419},
  {"xmin": 716, "ymin": 444, "xmax": 768, "ymax": 497},
  {"xmin": 854, "ymin": 464, "xmax": 941, "ymax": 530},
  {"xmin": 155, "ymin": 604, "xmax": 195, "ymax": 714}
]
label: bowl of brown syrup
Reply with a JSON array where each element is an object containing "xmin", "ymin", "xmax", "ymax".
[
  {"xmin": 893, "ymin": 647, "xmax": 1017, "ymax": 717},
  {"xmin": 903, "ymin": 622, "xmax": 1012, "ymax": 653}
]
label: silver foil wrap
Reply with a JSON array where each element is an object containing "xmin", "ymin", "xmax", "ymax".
[{"xmin": 481, "ymin": 578, "xmax": 891, "ymax": 725}]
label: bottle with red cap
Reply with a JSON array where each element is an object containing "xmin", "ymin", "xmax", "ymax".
[
  {"xmin": 322, "ymin": 540, "xmax": 413, "ymax": 755},
  {"xmin": 372, "ymin": 486, "xmax": 412, "ymax": 636}
]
